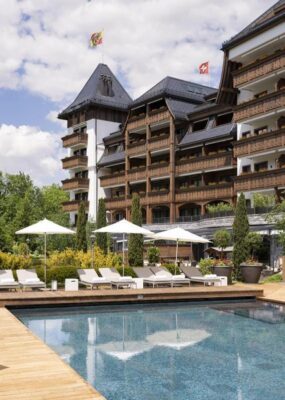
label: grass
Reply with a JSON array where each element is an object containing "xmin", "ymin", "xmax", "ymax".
[{"xmin": 262, "ymin": 273, "xmax": 283, "ymax": 283}]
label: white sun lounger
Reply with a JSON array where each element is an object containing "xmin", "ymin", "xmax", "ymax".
[
  {"xmin": 133, "ymin": 267, "xmax": 173, "ymax": 288},
  {"xmin": 180, "ymin": 266, "xmax": 223, "ymax": 286},
  {"xmin": 78, "ymin": 269, "xmax": 112, "ymax": 289},
  {"xmin": 99, "ymin": 268, "xmax": 137, "ymax": 289},
  {"xmin": 151, "ymin": 266, "xmax": 191, "ymax": 287},
  {"xmin": 0, "ymin": 270, "xmax": 20, "ymax": 290},
  {"xmin": 16, "ymin": 269, "xmax": 46, "ymax": 290}
]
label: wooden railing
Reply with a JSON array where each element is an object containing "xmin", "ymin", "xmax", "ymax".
[
  {"xmin": 100, "ymin": 172, "xmax": 125, "ymax": 187},
  {"xmin": 127, "ymin": 167, "xmax": 146, "ymax": 181},
  {"xmin": 176, "ymin": 153, "xmax": 233, "ymax": 174},
  {"xmin": 62, "ymin": 200, "xmax": 89, "ymax": 212},
  {"xmin": 175, "ymin": 183, "xmax": 233, "ymax": 202},
  {"xmin": 62, "ymin": 133, "xmax": 87, "ymax": 148},
  {"xmin": 234, "ymin": 128, "xmax": 285, "ymax": 157},
  {"xmin": 148, "ymin": 163, "xmax": 170, "ymax": 178},
  {"xmin": 234, "ymin": 90, "xmax": 285, "ymax": 122},
  {"xmin": 235, "ymin": 168, "xmax": 285, "ymax": 192},
  {"xmin": 147, "ymin": 191, "xmax": 171, "ymax": 204},
  {"xmin": 148, "ymin": 110, "xmax": 170, "ymax": 125},
  {"xmin": 127, "ymin": 141, "xmax": 147, "ymax": 156},
  {"xmin": 233, "ymin": 51, "xmax": 285, "ymax": 88},
  {"xmin": 62, "ymin": 155, "xmax": 88, "ymax": 169},
  {"xmin": 148, "ymin": 134, "xmax": 170, "ymax": 151},
  {"xmin": 105, "ymin": 197, "xmax": 130, "ymax": 209},
  {"xmin": 127, "ymin": 110, "xmax": 170, "ymax": 130},
  {"xmin": 62, "ymin": 178, "xmax": 89, "ymax": 191}
]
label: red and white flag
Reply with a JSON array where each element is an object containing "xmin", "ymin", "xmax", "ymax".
[{"xmin": 199, "ymin": 61, "xmax": 209, "ymax": 74}]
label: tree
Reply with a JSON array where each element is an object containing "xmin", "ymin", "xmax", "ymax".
[
  {"xmin": 232, "ymin": 193, "xmax": 249, "ymax": 278},
  {"xmin": 147, "ymin": 246, "xmax": 160, "ymax": 264},
  {"xmin": 128, "ymin": 194, "xmax": 143, "ymax": 266},
  {"xmin": 76, "ymin": 202, "xmax": 87, "ymax": 251},
  {"xmin": 96, "ymin": 199, "xmax": 107, "ymax": 254},
  {"xmin": 245, "ymin": 232, "xmax": 262, "ymax": 260},
  {"xmin": 267, "ymin": 200, "xmax": 285, "ymax": 254},
  {"xmin": 213, "ymin": 229, "xmax": 231, "ymax": 259}
]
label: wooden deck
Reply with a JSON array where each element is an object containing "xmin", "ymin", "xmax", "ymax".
[
  {"xmin": 0, "ymin": 307, "xmax": 105, "ymax": 400},
  {"xmin": 0, "ymin": 286, "xmax": 263, "ymax": 308}
]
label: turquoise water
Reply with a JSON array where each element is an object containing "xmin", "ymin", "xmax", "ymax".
[{"xmin": 14, "ymin": 301, "xmax": 285, "ymax": 400}]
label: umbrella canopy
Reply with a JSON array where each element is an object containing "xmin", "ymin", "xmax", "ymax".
[
  {"xmin": 94, "ymin": 219, "xmax": 153, "ymax": 274},
  {"xmin": 147, "ymin": 328, "xmax": 211, "ymax": 350},
  {"xmin": 96, "ymin": 340, "xmax": 153, "ymax": 361},
  {"xmin": 16, "ymin": 218, "xmax": 75, "ymax": 284}
]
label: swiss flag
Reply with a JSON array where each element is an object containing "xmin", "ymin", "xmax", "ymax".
[{"xmin": 199, "ymin": 61, "xmax": 209, "ymax": 74}]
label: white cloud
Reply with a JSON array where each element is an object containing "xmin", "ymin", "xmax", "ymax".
[
  {"xmin": 0, "ymin": 124, "xmax": 67, "ymax": 186},
  {"xmin": 0, "ymin": 0, "xmax": 276, "ymax": 103},
  {"xmin": 46, "ymin": 110, "xmax": 66, "ymax": 128}
]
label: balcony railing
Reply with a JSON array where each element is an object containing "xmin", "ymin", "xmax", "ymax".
[
  {"xmin": 148, "ymin": 110, "xmax": 170, "ymax": 125},
  {"xmin": 62, "ymin": 133, "xmax": 88, "ymax": 148},
  {"xmin": 234, "ymin": 128, "xmax": 285, "ymax": 157},
  {"xmin": 62, "ymin": 155, "xmax": 88, "ymax": 169},
  {"xmin": 127, "ymin": 110, "xmax": 170, "ymax": 130},
  {"xmin": 148, "ymin": 163, "xmax": 170, "ymax": 178},
  {"xmin": 235, "ymin": 167, "xmax": 285, "ymax": 192},
  {"xmin": 147, "ymin": 190, "xmax": 170, "ymax": 204},
  {"xmin": 176, "ymin": 153, "xmax": 234, "ymax": 174},
  {"xmin": 62, "ymin": 178, "xmax": 89, "ymax": 191},
  {"xmin": 105, "ymin": 197, "xmax": 130, "ymax": 209},
  {"xmin": 127, "ymin": 167, "xmax": 146, "ymax": 181},
  {"xmin": 100, "ymin": 172, "xmax": 125, "ymax": 188},
  {"xmin": 62, "ymin": 200, "xmax": 89, "ymax": 212},
  {"xmin": 127, "ymin": 141, "xmax": 146, "ymax": 156},
  {"xmin": 148, "ymin": 134, "xmax": 170, "ymax": 151},
  {"xmin": 234, "ymin": 90, "xmax": 285, "ymax": 122},
  {"xmin": 175, "ymin": 183, "xmax": 233, "ymax": 202},
  {"xmin": 233, "ymin": 50, "xmax": 285, "ymax": 88}
]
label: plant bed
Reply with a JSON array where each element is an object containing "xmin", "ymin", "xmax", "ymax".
[
  {"xmin": 213, "ymin": 265, "xmax": 233, "ymax": 285},
  {"xmin": 240, "ymin": 262, "xmax": 264, "ymax": 283}
]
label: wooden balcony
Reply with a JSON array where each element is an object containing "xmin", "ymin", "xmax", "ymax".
[
  {"xmin": 127, "ymin": 115, "xmax": 146, "ymax": 130},
  {"xmin": 234, "ymin": 128, "xmax": 285, "ymax": 157},
  {"xmin": 176, "ymin": 153, "xmax": 234, "ymax": 175},
  {"xmin": 235, "ymin": 168, "xmax": 285, "ymax": 192},
  {"xmin": 127, "ymin": 167, "xmax": 146, "ymax": 181},
  {"xmin": 62, "ymin": 178, "xmax": 89, "ymax": 191},
  {"xmin": 175, "ymin": 183, "xmax": 234, "ymax": 202},
  {"xmin": 62, "ymin": 200, "xmax": 89, "ymax": 213},
  {"xmin": 148, "ymin": 109, "xmax": 170, "ymax": 125},
  {"xmin": 105, "ymin": 197, "xmax": 130, "ymax": 210},
  {"xmin": 148, "ymin": 134, "xmax": 170, "ymax": 151},
  {"xmin": 100, "ymin": 172, "xmax": 125, "ymax": 188},
  {"xmin": 62, "ymin": 133, "xmax": 87, "ymax": 148},
  {"xmin": 62, "ymin": 155, "xmax": 88, "ymax": 170},
  {"xmin": 233, "ymin": 50, "xmax": 285, "ymax": 88},
  {"xmin": 127, "ymin": 141, "xmax": 146, "ymax": 156},
  {"xmin": 148, "ymin": 163, "xmax": 170, "ymax": 178},
  {"xmin": 127, "ymin": 110, "xmax": 170, "ymax": 131},
  {"xmin": 234, "ymin": 90, "xmax": 285, "ymax": 122},
  {"xmin": 147, "ymin": 191, "xmax": 171, "ymax": 205}
]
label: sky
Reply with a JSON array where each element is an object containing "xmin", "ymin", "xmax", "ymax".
[{"xmin": 0, "ymin": 0, "xmax": 276, "ymax": 186}]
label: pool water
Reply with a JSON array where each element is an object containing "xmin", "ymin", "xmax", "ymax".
[{"xmin": 14, "ymin": 301, "xmax": 285, "ymax": 400}]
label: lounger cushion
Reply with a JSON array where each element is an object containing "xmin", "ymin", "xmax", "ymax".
[
  {"xmin": 0, "ymin": 278, "xmax": 15, "ymax": 283},
  {"xmin": 172, "ymin": 274, "xmax": 186, "ymax": 280}
]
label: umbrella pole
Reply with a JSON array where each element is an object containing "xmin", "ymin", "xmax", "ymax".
[
  {"xmin": 122, "ymin": 233, "xmax": 125, "ymax": 277},
  {"xmin": 44, "ymin": 233, "xmax": 47, "ymax": 286},
  {"xmin": 175, "ymin": 239, "xmax": 178, "ymax": 275}
]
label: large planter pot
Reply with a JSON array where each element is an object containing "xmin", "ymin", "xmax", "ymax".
[
  {"xmin": 240, "ymin": 263, "xmax": 263, "ymax": 284},
  {"xmin": 213, "ymin": 266, "xmax": 233, "ymax": 285}
]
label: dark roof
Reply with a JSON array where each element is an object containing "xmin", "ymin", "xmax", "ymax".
[
  {"xmin": 166, "ymin": 99, "xmax": 196, "ymax": 120},
  {"xmin": 179, "ymin": 123, "xmax": 236, "ymax": 147},
  {"xmin": 97, "ymin": 151, "xmax": 125, "ymax": 167},
  {"xmin": 132, "ymin": 76, "xmax": 216, "ymax": 106},
  {"xmin": 222, "ymin": 0, "xmax": 285, "ymax": 50},
  {"xmin": 59, "ymin": 64, "xmax": 132, "ymax": 118}
]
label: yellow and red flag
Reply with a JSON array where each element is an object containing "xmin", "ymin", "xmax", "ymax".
[
  {"xmin": 199, "ymin": 61, "xmax": 209, "ymax": 74},
  {"xmin": 90, "ymin": 31, "xmax": 104, "ymax": 47}
]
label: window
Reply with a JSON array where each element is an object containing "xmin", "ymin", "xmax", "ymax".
[
  {"xmin": 215, "ymin": 113, "xmax": 233, "ymax": 126},
  {"xmin": 254, "ymin": 126, "xmax": 267, "ymax": 135},
  {"xmin": 242, "ymin": 131, "xmax": 251, "ymax": 139},
  {"xmin": 192, "ymin": 119, "xmax": 208, "ymax": 132},
  {"xmin": 242, "ymin": 165, "xmax": 251, "ymax": 174},
  {"xmin": 254, "ymin": 161, "xmax": 268, "ymax": 172}
]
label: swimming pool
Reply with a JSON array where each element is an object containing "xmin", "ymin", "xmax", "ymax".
[{"xmin": 14, "ymin": 301, "xmax": 285, "ymax": 400}]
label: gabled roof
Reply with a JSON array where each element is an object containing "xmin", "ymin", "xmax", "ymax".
[
  {"xmin": 179, "ymin": 123, "xmax": 236, "ymax": 148},
  {"xmin": 59, "ymin": 64, "xmax": 132, "ymax": 118},
  {"xmin": 222, "ymin": 0, "xmax": 285, "ymax": 50},
  {"xmin": 132, "ymin": 76, "xmax": 216, "ymax": 107}
]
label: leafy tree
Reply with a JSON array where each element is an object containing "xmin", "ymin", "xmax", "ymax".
[
  {"xmin": 253, "ymin": 193, "xmax": 275, "ymax": 209},
  {"xmin": 245, "ymin": 232, "xmax": 262, "ymax": 260},
  {"xmin": 76, "ymin": 202, "xmax": 87, "ymax": 251},
  {"xmin": 96, "ymin": 198, "xmax": 107, "ymax": 254},
  {"xmin": 232, "ymin": 193, "xmax": 249, "ymax": 278},
  {"xmin": 213, "ymin": 229, "xmax": 231, "ymax": 259},
  {"xmin": 147, "ymin": 246, "xmax": 160, "ymax": 264},
  {"xmin": 128, "ymin": 194, "xmax": 143, "ymax": 266}
]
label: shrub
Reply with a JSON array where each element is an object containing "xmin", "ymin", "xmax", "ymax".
[
  {"xmin": 0, "ymin": 251, "xmax": 32, "ymax": 270},
  {"xmin": 206, "ymin": 202, "xmax": 233, "ymax": 215},
  {"xmin": 262, "ymin": 273, "xmax": 282, "ymax": 283},
  {"xmin": 199, "ymin": 258, "xmax": 214, "ymax": 275},
  {"xmin": 76, "ymin": 202, "xmax": 87, "ymax": 251},
  {"xmin": 253, "ymin": 193, "xmax": 275, "ymax": 209},
  {"xmin": 162, "ymin": 263, "xmax": 177, "ymax": 275},
  {"xmin": 213, "ymin": 229, "xmax": 231, "ymax": 259},
  {"xmin": 232, "ymin": 193, "xmax": 249, "ymax": 278},
  {"xmin": 96, "ymin": 199, "xmax": 108, "ymax": 254},
  {"xmin": 245, "ymin": 232, "xmax": 263, "ymax": 260},
  {"xmin": 147, "ymin": 246, "xmax": 160, "ymax": 264},
  {"xmin": 116, "ymin": 266, "xmax": 136, "ymax": 278},
  {"xmin": 128, "ymin": 194, "xmax": 143, "ymax": 266},
  {"xmin": 36, "ymin": 266, "xmax": 78, "ymax": 285}
]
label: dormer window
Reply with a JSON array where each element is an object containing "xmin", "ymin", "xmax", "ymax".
[
  {"xmin": 216, "ymin": 113, "xmax": 233, "ymax": 126},
  {"xmin": 98, "ymin": 74, "xmax": 114, "ymax": 97},
  {"xmin": 192, "ymin": 119, "xmax": 208, "ymax": 132}
]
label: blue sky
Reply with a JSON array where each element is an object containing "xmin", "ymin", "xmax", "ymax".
[{"xmin": 0, "ymin": 0, "xmax": 275, "ymax": 186}]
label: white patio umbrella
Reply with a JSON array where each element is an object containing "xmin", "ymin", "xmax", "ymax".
[
  {"xmin": 147, "ymin": 328, "xmax": 211, "ymax": 350},
  {"xmin": 94, "ymin": 219, "xmax": 153, "ymax": 275},
  {"xmin": 16, "ymin": 218, "xmax": 75, "ymax": 284},
  {"xmin": 153, "ymin": 227, "xmax": 210, "ymax": 273}
]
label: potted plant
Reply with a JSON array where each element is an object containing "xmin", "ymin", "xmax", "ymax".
[
  {"xmin": 147, "ymin": 246, "xmax": 160, "ymax": 265},
  {"xmin": 212, "ymin": 229, "xmax": 233, "ymax": 284},
  {"xmin": 240, "ymin": 232, "xmax": 263, "ymax": 283}
]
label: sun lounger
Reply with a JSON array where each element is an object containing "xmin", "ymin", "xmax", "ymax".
[
  {"xmin": 99, "ymin": 268, "xmax": 137, "ymax": 289},
  {"xmin": 0, "ymin": 270, "xmax": 20, "ymax": 290},
  {"xmin": 133, "ymin": 267, "xmax": 173, "ymax": 288},
  {"xmin": 150, "ymin": 266, "xmax": 191, "ymax": 286},
  {"xmin": 179, "ymin": 266, "xmax": 223, "ymax": 286},
  {"xmin": 78, "ymin": 269, "xmax": 112, "ymax": 289},
  {"xmin": 16, "ymin": 269, "xmax": 46, "ymax": 290}
]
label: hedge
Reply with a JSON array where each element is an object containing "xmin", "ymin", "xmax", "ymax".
[{"xmin": 0, "ymin": 252, "xmax": 32, "ymax": 270}]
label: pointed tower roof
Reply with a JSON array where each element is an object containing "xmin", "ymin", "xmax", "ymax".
[
  {"xmin": 59, "ymin": 64, "xmax": 132, "ymax": 118},
  {"xmin": 222, "ymin": 0, "xmax": 285, "ymax": 50}
]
